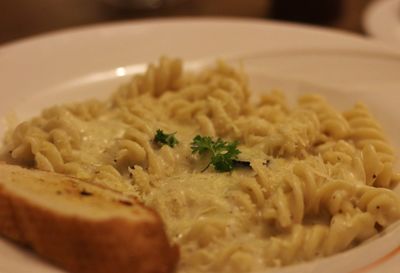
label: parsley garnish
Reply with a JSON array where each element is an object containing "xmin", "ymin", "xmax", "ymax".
[
  {"xmin": 154, "ymin": 129, "xmax": 179, "ymax": 148},
  {"xmin": 191, "ymin": 135, "xmax": 240, "ymax": 172}
]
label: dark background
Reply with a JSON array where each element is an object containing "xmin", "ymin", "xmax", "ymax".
[{"xmin": 0, "ymin": 0, "xmax": 373, "ymax": 45}]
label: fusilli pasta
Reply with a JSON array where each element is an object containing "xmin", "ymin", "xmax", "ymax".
[{"xmin": 1, "ymin": 57, "xmax": 399, "ymax": 273}]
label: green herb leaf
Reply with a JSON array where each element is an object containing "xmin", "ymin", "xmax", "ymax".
[
  {"xmin": 154, "ymin": 129, "xmax": 179, "ymax": 148},
  {"xmin": 191, "ymin": 135, "xmax": 214, "ymax": 155},
  {"xmin": 191, "ymin": 135, "xmax": 240, "ymax": 172}
]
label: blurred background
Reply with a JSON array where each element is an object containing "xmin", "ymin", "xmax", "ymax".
[{"xmin": 0, "ymin": 0, "xmax": 392, "ymax": 45}]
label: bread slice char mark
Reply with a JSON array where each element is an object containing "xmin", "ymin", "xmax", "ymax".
[{"xmin": 0, "ymin": 163, "xmax": 179, "ymax": 273}]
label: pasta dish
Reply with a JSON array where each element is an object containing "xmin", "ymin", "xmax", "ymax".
[{"xmin": 1, "ymin": 57, "xmax": 399, "ymax": 272}]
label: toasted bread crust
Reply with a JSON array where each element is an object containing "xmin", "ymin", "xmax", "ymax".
[{"xmin": 0, "ymin": 165, "xmax": 179, "ymax": 273}]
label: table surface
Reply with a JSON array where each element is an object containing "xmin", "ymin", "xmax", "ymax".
[{"xmin": 0, "ymin": 0, "xmax": 373, "ymax": 45}]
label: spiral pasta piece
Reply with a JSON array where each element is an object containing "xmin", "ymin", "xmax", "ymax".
[
  {"xmin": 331, "ymin": 103, "xmax": 400, "ymax": 188},
  {"xmin": 357, "ymin": 186, "xmax": 400, "ymax": 226},
  {"xmin": 344, "ymin": 103, "xmax": 395, "ymax": 163},
  {"xmin": 112, "ymin": 57, "xmax": 183, "ymax": 106},
  {"xmin": 299, "ymin": 94, "xmax": 350, "ymax": 139},
  {"xmin": 263, "ymin": 109, "xmax": 320, "ymax": 157}
]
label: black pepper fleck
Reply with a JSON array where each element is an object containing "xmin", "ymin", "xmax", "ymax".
[
  {"xmin": 263, "ymin": 160, "xmax": 271, "ymax": 167},
  {"xmin": 80, "ymin": 190, "xmax": 93, "ymax": 196},
  {"xmin": 375, "ymin": 222, "xmax": 383, "ymax": 232},
  {"xmin": 118, "ymin": 199, "xmax": 133, "ymax": 206}
]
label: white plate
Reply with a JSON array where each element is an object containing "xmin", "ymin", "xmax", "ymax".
[
  {"xmin": 363, "ymin": 0, "xmax": 400, "ymax": 45},
  {"xmin": 0, "ymin": 18, "xmax": 400, "ymax": 273}
]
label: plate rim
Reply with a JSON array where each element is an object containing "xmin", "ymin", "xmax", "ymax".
[
  {"xmin": 1, "ymin": 16, "xmax": 400, "ymax": 53},
  {"xmin": 363, "ymin": 0, "xmax": 400, "ymax": 44}
]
